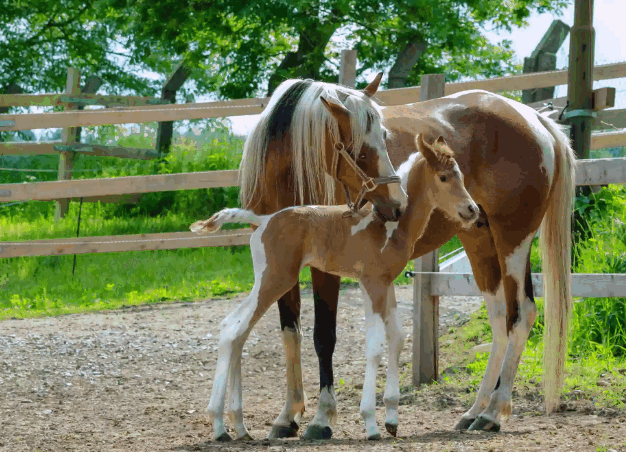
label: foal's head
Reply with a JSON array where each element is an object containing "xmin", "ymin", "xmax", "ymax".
[
  {"xmin": 319, "ymin": 77, "xmax": 407, "ymax": 222},
  {"xmin": 416, "ymin": 134, "xmax": 479, "ymax": 227}
]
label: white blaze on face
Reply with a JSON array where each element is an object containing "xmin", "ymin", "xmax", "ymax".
[{"xmin": 365, "ymin": 119, "xmax": 407, "ymax": 210}]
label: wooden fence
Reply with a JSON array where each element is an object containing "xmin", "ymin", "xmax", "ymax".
[{"xmin": 2, "ymin": 56, "xmax": 626, "ymax": 390}]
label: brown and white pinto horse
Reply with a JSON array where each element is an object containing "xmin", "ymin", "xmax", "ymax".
[
  {"xmin": 253, "ymin": 89, "xmax": 576, "ymax": 437},
  {"xmin": 211, "ymin": 75, "xmax": 406, "ymax": 439},
  {"xmin": 192, "ymin": 135, "xmax": 479, "ymax": 441}
]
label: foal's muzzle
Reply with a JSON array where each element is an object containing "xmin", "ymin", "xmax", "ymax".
[{"xmin": 458, "ymin": 202, "xmax": 480, "ymax": 225}]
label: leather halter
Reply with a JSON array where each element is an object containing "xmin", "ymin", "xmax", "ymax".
[{"xmin": 330, "ymin": 141, "xmax": 401, "ymax": 216}]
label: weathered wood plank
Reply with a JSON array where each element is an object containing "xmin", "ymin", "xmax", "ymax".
[
  {"xmin": 428, "ymin": 272, "xmax": 626, "ymax": 298},
  {"xmin": 590, "ymin": 132, "xmax": 626, "ymax": 151},
  {"xmin": 0, "ymin": 98, "xmax": 269, "ymax": 131},
  {"xmin": 527, "ymin": 88, "xmax": 617, "ymax": 112},
  {"xmin": 0, "ymin": 170, "xmax": 240, "ymax": 201},
  {"xmin": 0, "ymin": 229, "xmax": 252, "ymax": 258},
  {"xmin": 0, "ymin": 93, "xmax": 169, "ymax": 108},
  {"xmin": 0, "ymin": 142, "xmax": 158, "ymax": 159},
  {"xmin": 576, "ymin": 156, "xmax": 626, "ymax": 185}
]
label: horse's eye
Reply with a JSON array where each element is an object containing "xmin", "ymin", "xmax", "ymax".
[{"xmin": 440, "ymin": 175, "xmax": 447, "ymax": 182}]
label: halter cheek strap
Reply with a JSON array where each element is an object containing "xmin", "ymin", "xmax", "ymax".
[{"xmin": 331, "ymin": 142, "xmax": 401, "ymax": 215}]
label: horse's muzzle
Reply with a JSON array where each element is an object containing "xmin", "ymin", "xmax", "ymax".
[{"xmin": 375, "ymin": 202, "xmax": 403, "ymax": 222}]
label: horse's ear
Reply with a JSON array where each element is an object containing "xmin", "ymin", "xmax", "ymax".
[
  {"xmin": 415, "ymin": 134, "xmax": 439, "ymax": 167},
  {"xmin": 320, "ymin": 95, "xmax": 352, "ymax": 138},
  {"xmin": 363, "ymin": 72, "xmax": 383, "ymax": 98}
]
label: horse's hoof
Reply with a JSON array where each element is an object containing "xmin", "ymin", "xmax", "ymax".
[
  {"xmin": 216, "ymin": 432, "xmax": 233, "ymax": 442},
  {"xmin": 302, "ymin": 424, "xmax": 333, "ymax": 440},
  {"xmin": 236, "ymin": 433, "xmax": 254, "ymax": 441},
  {"xmin": 268, "ymin": 421, "xmax": 299, "ymax": 439},
  {"xmin": 454, "ymin": 417, "xmax": 476, "ymax": 430},
  {"xmin": 468, "ymin": 415, "xmax": 500, "ymax": 432},
  {"xmin": 367, "ymin": 433, "xmax": 382, "ymax": 441},
  {"xmin": 385, "ymin": 422, "xmax": 398, "ymax": 437}
]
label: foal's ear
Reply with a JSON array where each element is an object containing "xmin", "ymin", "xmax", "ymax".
[
  {"xmin": 436, "ymin": 135, "xmax": 446, "ymax": 147},
  {"xmin": 320, "ymin": 95, "xmax": 352, "ymax": 139},
  {"xmin": 415, "ymin": 134, "xmax": 439, "ymax": 167},
  {"xmin": 363, "ymin": 72, "xmax": 383, "ymax": 98}
]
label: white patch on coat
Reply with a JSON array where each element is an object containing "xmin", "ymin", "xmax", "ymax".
[
  {"xmin": 351, "ymin": 210, "xmax": 375, "ymax": 235},
  {"xmin": 308, "ymin": 386, "xmax": 338, "ymax": 428},
  {"xmin": 382, "ymin": 221, "xmax": 399, "ymax": 251},
  {"xmin": 396, "ymin": 152, "xmax": 420, "ymax": 193}
]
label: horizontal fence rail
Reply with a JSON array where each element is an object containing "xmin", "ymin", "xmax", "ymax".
[
  {"xmin": 429, "ymin": 272, "xmax": 626, "ymax": 298},
  {"xmin": 0, "ymin": 157, "xmax": 623, "ymax": 203},
  {"xmin": 0, "ymin": 229, "xmax": 253, "ymax": 258},
  {"xmin": 2, "ymin": 62, "xmax": 625, "ymax": 132},
  {"xmin": 0, "ymin": 142, "xmax": 158, "ymax": 159},
  {"xmin": 0, "ymin": 93, "xmax": 170, "ymax": 108}
]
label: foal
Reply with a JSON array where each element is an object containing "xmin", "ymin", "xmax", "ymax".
[{"xmin": 191, "ymin": 134, "xmax": 479, "ymax": 441}]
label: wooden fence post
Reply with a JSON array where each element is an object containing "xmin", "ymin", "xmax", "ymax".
[
  {"xmin": 412, "ymin": 73, "xmax": 445, "ymax": 386},
  {"xmin": 338, "ymin": 50, "xmax": 357, "ymax": 88},
  {"xmin": 55, "ymin": 68, "xmax": 81, "ymax": 220},
  {"xmin": 156, "ymin": 62, "xmax": 191, "ymax": 156},
  {"xmin": 522, "ymin": 20, "xmax": 570, "ymax": 104}
]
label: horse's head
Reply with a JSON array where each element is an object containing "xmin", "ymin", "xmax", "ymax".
[
  {"xmin": 319, "ymin": 75, "xmax": 407, "ymax": 222},
  {"xmin": 415, "ymin": 134, "xmax": 479, "ymax": 228}
]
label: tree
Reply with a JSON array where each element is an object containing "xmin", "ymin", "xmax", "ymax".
[{"xmin": 0, "ymin": 0, "xmax": 571, "ymax": 99}]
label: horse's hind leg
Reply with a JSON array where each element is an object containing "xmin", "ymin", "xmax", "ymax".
[
  {"xmin": 454, "ymin": 227, "xmax": 508, "ymax": 431},
  {"xmin": 268, "ymin": 284, "xmax": 307, "ymax": 439},
  {"xmin": 358, "ymin": 281, "xmax": 389, "ymax": 440},
  {"xmin": 383, "ymin": 284, "xmax": 405, "ymax": 437},
  {"xmin": 469, "ymin": 226, "xmax": 538, "ymax": 432},
  {"xmin": 302, "ymin": 269, "xmax": 341, "ymax": 440}
]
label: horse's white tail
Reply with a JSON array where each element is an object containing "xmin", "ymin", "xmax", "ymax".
[
  {"xmin": 537, "ymin": 114, "xmax": 576, "ymax": 414},
  {"xmin": 190, "ymin": 208, "xmax": 262, "ymax": 234}
]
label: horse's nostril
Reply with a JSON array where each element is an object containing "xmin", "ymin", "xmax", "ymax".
[
  {"xmin": 468, "ymin": 204, "xmax": 476, "ymax": 214},
  {"xmin": 395, "ymin": 208, "xmax": 402, "ymax": 219}
]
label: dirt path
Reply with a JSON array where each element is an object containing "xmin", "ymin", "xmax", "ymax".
[{"xmin": 1, "ymin": 286, "xmax": 624, "ymax": 451}]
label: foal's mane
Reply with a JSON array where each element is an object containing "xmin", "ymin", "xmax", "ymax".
[{"xmin": 239, "ymin": 79, "xmax": 384, "ymax": 208}]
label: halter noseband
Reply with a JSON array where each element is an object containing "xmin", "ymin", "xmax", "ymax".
[{"xmin": 330, "ymin": 142, "xmax": 401, "ymax": 216}]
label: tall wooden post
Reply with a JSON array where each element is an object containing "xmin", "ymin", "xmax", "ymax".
[
  {"xmin": 522, "ymin": 20, "xmax": 570, "ymax": 104},
  {"xmin": 566, "ymin": 0, "xmax": 595, "ymax": 160},
  {"xmin": 156, "ymin": 62, "xmax": 191, "ymax": 156},
  {"xmin": 412, "ymin": 74, "xmax": 445, "ymax": 386},
  {"xmin": 338, "ymin": 50, "xmax": 357, "ymax": 88},
  {"xmin": 55, "ymin": 68, "xmax": 81, "ymax": 220}
]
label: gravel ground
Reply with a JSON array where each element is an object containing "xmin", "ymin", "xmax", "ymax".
[{"xmin": 1, "ymin": 285, "xmax": 624, "ymax": 451}]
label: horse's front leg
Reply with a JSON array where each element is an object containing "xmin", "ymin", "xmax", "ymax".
[
  {"xmin": 268, "ymin": 284, "xmax": 307, "ymax": 439},
  {"xmin": 358, "ymin": 281, "xmax": 388, "ymax": 440},
  {"xmin": 302, "ymin": 268, "xmax": 340, "ymax": 440},
  {"xmin": 382, "ymin": 284, "xmax": 404, "ymax": 437}
]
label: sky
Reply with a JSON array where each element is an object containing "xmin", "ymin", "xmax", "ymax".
[{"xmin": 227, "ymin": 0, "xmax": 626, "ymax": 136}]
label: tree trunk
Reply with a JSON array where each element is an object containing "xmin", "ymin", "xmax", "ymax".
[
  {"xmin": 267, "ymin": 19, "xmax": 340, "ymax": 95},
  {"xmin": 388, "ymin": 40, "xmax": 427, "ymax": 89}
]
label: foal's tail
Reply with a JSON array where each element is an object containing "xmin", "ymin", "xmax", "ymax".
[
  {"xmin": 190, "ymin": 208, "xmax": 262, "ymax": 234},
  {"xmin": 537, "ymin": 114, "xmax": 576, "ymax": 414}
]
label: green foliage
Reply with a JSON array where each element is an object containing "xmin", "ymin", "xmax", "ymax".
[{"xmin": 1, "ymin": 0, "xmax": 569, "ymax": 99}]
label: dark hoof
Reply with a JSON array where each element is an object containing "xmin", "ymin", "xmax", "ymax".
[
  {"xmin": 385, "ymin": 422, "xmax": 398, "ymax": 437},
  {"xmin": 454, "ymin": 417, "xmax": 476, "ymax": 431},
  {"xmin": 216, "ymin": 432, "xmax": 232, "ymax": 442},
  {"xmin": 367, "ymin": 433, "xmax": 382, "ymax": 441},
  {"xmin": 268, "ymin": 421, "xmax": 299, "ymax": 439},
  {"xmin": 468, "ymin": 416, "xmax": 500, "ymax": 432},
  {"xmin": 236, "ymin": 433, "xmax": 254, "ymax": 441},
  {"xmin": 302, "ymin": 424, "xmax": 333, "ymax": 440}
]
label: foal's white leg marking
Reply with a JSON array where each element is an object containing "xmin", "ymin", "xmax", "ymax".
[
  {"xmin": 208, "ymin": 220, "xmax": 270, "ymax": 440},
  {"xmin": 227, "ymin": 352, "xmax": 251, "ymax": 439},
  {"xmin": 269, "ymin": 325, "xmax": 307, "ymax": 437},
  {"xmin": 383, "ymin": 285, "xmax": 404, "ymax": 434},
  {"xmin": 474, "ymin": 233, "xmax": 537, "ymax": 428},
  {"xmin": 351, "ymin": 211, "xmax": 375, "ymax": 235},
  {"xmin": 358, "ymin": 282, "xmax": 386, "ymax": 439},
  {"xmin": 456, "ymin": 283, "xmax": 507, "ymax": 428}
]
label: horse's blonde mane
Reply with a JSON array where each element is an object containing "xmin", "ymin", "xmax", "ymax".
[{"xmin": 239, "ymin": 79, "xmax": 384, "ymax": 208}]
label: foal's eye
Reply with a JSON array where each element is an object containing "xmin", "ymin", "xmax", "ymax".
[
  {"xmin": 439, "ymin": 175, "xmax": 447, "ymax": 182},
  {"xmin": 358, "ymin": 153, "xmax": 366, "ymax": 160}
]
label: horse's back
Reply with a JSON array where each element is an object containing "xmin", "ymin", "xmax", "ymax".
[{"xmin": 384, "ymin": 90, "xmax": 557, "ymax": 217}]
